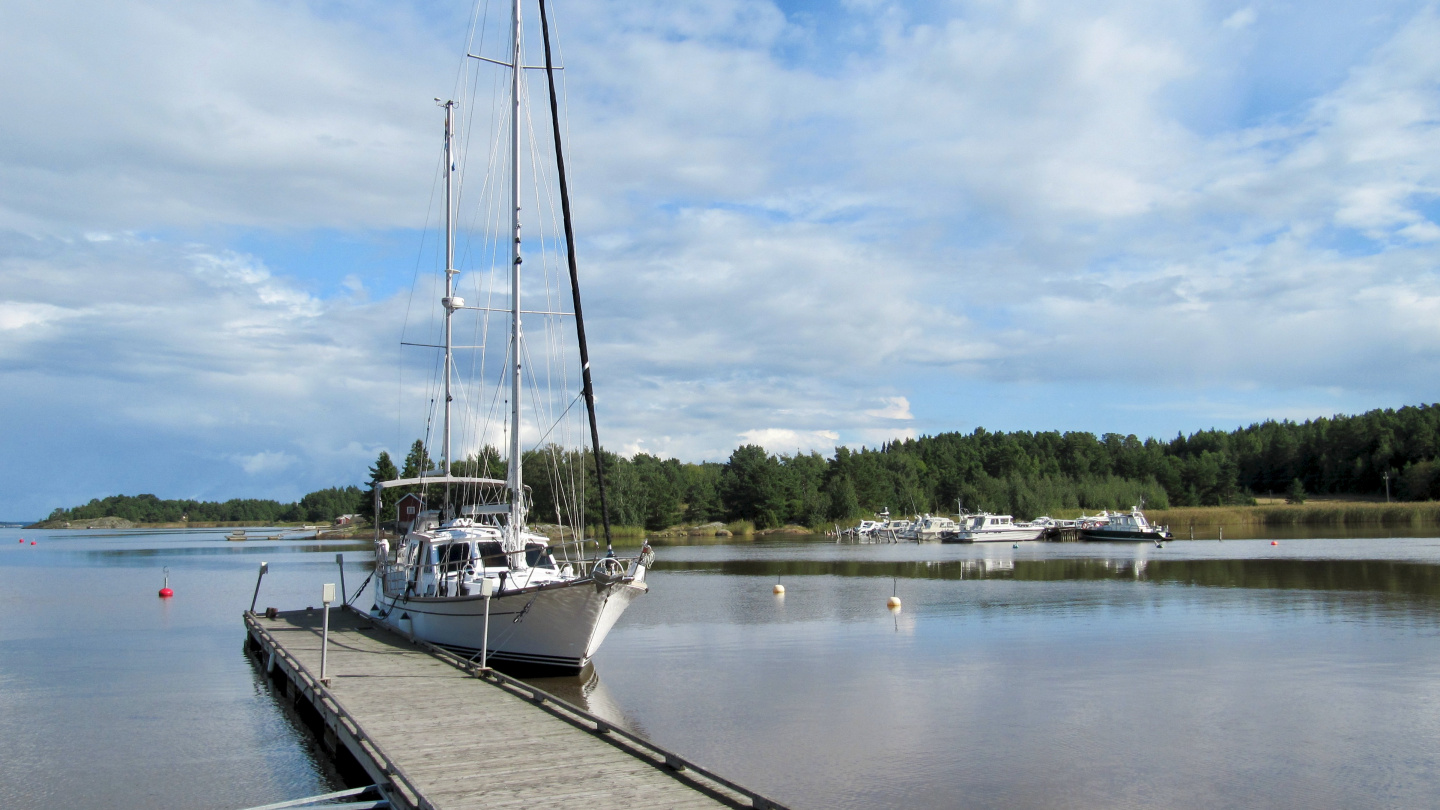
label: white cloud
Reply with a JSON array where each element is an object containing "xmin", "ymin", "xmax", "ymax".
[
  {"xmin": 0, "ymin": 301, "xmax": 76, "ymax": 332},
  {"xmin": 0, "ymin": 0, "xmax": 448, "ymax": 233},
  {"xmin": 237, "ymin": 451, "xmax": 298, "ymax": 475},
  {"xmin": 737, "ymin": 428, "xmax": 841, "ymax": 455},
  {"xmin": 1222, "ymin": 8, "xmax": 1257, "ymax": 30},
  {"xmin": 865, "ymin": 397, "xmax": 915, "ymax": 421},
  {"xmin": 5, "ymin": 0, "xmax": 1440, "ymax": 516}
]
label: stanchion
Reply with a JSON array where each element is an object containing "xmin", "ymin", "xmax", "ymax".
[
  {"xmin": 480, "ymin": 576, "xmax": 494, "ymax": 671},
  {"xmin": 336, "ymin": 553, "xmax": 347, "ymax": 605},
  {"xmin": 249, "ymin": 562, "xmax": 268, "ymax": 613},
  {"xmin": 321, "ymin": 582, "xmax": 335, "ymax": 685}
]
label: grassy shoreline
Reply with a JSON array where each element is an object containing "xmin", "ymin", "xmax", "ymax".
[{"xmin": 1139, "ymin": 501, "xmax": 1440, "ymax": 528}]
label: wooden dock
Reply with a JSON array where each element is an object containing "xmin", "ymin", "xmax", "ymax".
[
  {"xmin": 1043, "ymin": 526, "xmax": 1083, "ymax": 542},
  {"xmin": 243, "ymin": 607, "xmax": 785, "ymax": 810}
]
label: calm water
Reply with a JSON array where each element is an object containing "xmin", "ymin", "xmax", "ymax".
[{"xmin": 5, "ymin": 527, "xmax": 1440, "ymax": 809}]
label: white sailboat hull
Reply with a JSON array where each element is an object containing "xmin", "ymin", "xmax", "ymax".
[{"xmin": 374, "ymin": 570, "xmax": 648, "ymax": 673}]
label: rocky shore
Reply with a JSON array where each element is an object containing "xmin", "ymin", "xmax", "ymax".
[{"xmin": 27, "ymin": 516, "xmax": 136, "ymax": 529}]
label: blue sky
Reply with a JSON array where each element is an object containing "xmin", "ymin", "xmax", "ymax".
[{"xmin": 3, "ymin": 0, "xmax": 1440, "ymax": 519}]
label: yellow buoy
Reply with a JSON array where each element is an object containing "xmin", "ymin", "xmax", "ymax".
[
  {"xmin": 773, "ymin": 583, "xmax": 785, "ymax": 595},
  {"xmin": 887, "ymin": 596, "xmax": 902, "ymax": 609}
]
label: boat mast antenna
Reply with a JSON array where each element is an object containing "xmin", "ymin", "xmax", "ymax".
[
  {"xmin": 538, "ymin": 0, "xmax": 615, "ymax": 557},
  {"xmin": 440, "ymin": 98, "xmax": 457, "ymax": 503},
  {"xmin": 507, "ymin": 0, "xmax": 525, "ymax": 537}
]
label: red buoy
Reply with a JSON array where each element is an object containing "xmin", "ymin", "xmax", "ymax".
[
  {"xmin": 17, "ymin": 538, "xmax": 23, "ymax": 543},
  {"xmin": 1271, "ymin": 540, "xmax": 1278, "ymax": 546},
  {"xmin": 29, "ymin": 541, "xmax": 36, "ymax": 545},
  {"xmin": 158, "ymin": 567, "xmax": 174, "ymax": 598}
]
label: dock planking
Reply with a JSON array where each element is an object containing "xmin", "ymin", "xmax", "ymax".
[{"xmin": 244, "ymin": 607, "xmax": 786, "ymax": 810}]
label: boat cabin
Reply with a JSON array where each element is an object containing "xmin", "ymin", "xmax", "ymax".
[
  {"xmin": 1105, "ymin": 509, "xmax": 1152, "ymax": 532},
  {"xmin": 400, "ymin": 532, "xmax": 562, "ymax": 598},
  {"xmin": 965, "ymin": 514, "xmax": 1016, "ymax": 529}
]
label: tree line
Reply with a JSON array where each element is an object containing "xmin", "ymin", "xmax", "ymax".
[
  {"xmin": 44, "ymin": 487, "xmax": 365, "ymax": 525},
  {"xmin": 360, "ymin": 403, "xmax": 1440, "ymax": 531},
  {"xmin": 47, "ymin": 403, "xmax": 1440, "ymax": 529}
]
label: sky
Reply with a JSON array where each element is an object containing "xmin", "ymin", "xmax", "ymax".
[{"xmin": 3, "ymin": 0, "xmax": 1440, "ymax": 519}]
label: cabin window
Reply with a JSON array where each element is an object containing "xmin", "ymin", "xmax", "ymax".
[
  {"xmin": 440, "ymin": 542, "xmax": 470, "ymax": 570},
  {"xmin": 476, "ymin": 541, "xmax": 507, "ymax": 568},
  {"xmin": 525, "ymin": 543, "xmax": 555, "ymax": 568}
]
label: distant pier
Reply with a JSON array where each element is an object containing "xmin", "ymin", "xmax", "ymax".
[
  {"xmin": 243, "ymin": 607, "xmax": 786, "ymax": 810},
  {"xmin": 1042, "ymin": 526, "xmax": 1083, "ymax": 542}
]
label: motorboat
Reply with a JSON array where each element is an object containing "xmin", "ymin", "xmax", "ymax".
[
  {"xmin": 1079, "ymin": 507, "xmax": 1172, "ymax": 542},
  {"xmin": 910, "ymin": 513, "xmax": 960, "ymax": 541},
  {"xmin": 941, "ymin": 513, "xmax": 1046, "ymax": 543}
]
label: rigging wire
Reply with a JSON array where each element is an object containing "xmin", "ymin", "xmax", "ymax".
[
  {"xmin": 392, "ymin": 0, "xmax": 599, "ymax": 558},
  {"xmin": 539, "ymin": 0, "xmax": 615, "ymax": 555}
]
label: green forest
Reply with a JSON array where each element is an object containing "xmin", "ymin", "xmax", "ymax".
[
  {"xmin": 43, "ymin": 487, "xmax": 365, "ymax": 525},
  {"xmin": 46, "ymin": 403, "xmax": 1440, "ymax": 530}
]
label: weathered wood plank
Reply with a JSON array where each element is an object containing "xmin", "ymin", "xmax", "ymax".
[{"xmin": 248, "ymin": 608, "xmax": 762, "ymax": 810}]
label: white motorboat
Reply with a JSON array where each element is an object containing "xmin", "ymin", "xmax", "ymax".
[
  {"xmin": 910, "ymin": 514, "xmax": 960, "ymax": 541},
  {"xmin": 942, "ymin": 513, "xmax": 1047, "ymax": 543},
  {"xmin": 370, "ymin": 0, "xmax": 648, "ymax": 675},
  {"xmin": 876, "ymin": 517, "xmax": 913, "ymax": 540}
]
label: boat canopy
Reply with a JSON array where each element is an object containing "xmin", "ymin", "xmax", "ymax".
[{"xmin": 376, "ymin": 476, "xmax": 508, "ymax": 489}]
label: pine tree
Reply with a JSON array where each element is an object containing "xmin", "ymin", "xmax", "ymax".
[
  {"xmin": 364, "ymin": 451, "xmax": 401, "ymax": 524},
  {"xmin": 1286, "ymin": 477, "xmax": 1307, "ymax": 504}
]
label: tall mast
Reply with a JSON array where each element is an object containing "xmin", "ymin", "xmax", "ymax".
[
  {"xmin": 508, "ymin": 0, "xmax": 524, "ymax": 534},
  {"xmin": 441, "ymin": 99, "xmax": 456, "ymax": 481},
  {"xmin": 537, "ymin": 0, "xmax": 614, "ymax": 557}
]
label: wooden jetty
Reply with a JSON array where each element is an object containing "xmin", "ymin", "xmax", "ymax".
[
  {"xmin": 1043, "ymin": 526, "xmax": 1082, "ymax": 542},
  {"xmin": 244, "ymin": 607, "xmax": 786, "ymax": 810}
]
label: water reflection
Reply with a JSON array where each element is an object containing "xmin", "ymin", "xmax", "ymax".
[
  {"xmin": 652, "ymin": 556, "xmax": 1440, "ymax": 596},
  {"xmin": 593, "ymin": 542, "xmax": 1440, "ymax": 810},
  {"xmin": 524, "ymin": 668, "xmax": 648, "ymax": 738},
  {"xmin": 11, "ymin": 526, "xmax": 1440, "ymax": 810}
]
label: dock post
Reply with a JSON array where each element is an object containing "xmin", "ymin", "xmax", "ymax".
[
  {"xmin": 249, "ymin": 562, "xmax": 268, "ymax": 614},
  {"xmin": 321, "ymin": 583, "xmax": 335, "ymax": 685}
]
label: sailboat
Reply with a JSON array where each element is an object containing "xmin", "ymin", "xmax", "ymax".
[{"xmin": 370, "ymin": 0, "xmax": 650, "ymax": 675}]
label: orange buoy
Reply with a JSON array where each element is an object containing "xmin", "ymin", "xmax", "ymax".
[{"xmin": 158, "ymin": 567, "xmax": 174, "ymax": 598}]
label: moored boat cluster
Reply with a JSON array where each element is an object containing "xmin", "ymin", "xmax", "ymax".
[{"xmin": 834, "ymin": 506, "xmax": 1173, "ymax": 543}]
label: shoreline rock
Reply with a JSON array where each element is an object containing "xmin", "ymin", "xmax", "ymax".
[{"xmin": 27, "ymin": 516, "xmax": 136, "ymax": 530}]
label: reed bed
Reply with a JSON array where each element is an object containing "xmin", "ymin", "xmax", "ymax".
[{"xmin": 1146, "ymin": 502, "xmax": 1440, "ymax": 528}]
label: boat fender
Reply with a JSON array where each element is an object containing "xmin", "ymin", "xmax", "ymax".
[{"xmin": 592, "ymin": 556, "xmax": 625, "ymax": 585}]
